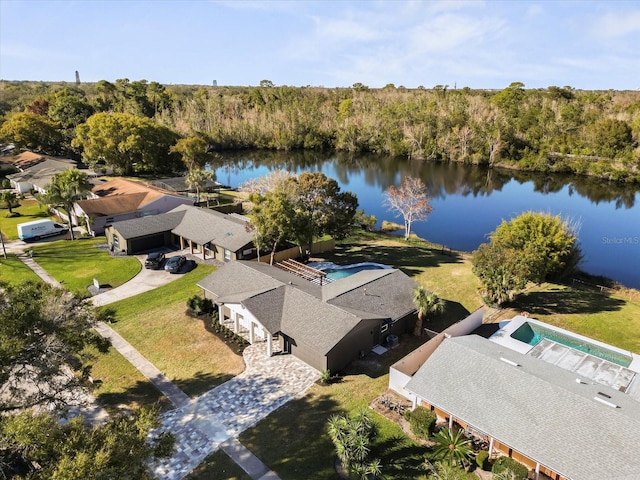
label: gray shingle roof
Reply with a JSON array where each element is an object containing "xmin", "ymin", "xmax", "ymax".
[
  {"xmin": 109, "ymin": 211, "xmax": 186, "ymax": 239},
  {"xmin": 198, "ymin": 261, "xmax": 417, "ymax": 355},
  {"xmin": 405, "ymin": 335, "xmax": 640, "ymax": 480},
  {"xmin": 169, "ymin": 205, "xmax": 254, "ymax": 251}
]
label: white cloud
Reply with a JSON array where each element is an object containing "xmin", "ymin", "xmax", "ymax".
[{"xmin": 592, "ymin": 10, "xmax": 640, "ymax": 37}]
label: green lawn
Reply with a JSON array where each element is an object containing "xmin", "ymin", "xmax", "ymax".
[
  {"xmin": 187, "ymin": 450, "xmax": 252, "ymax": 480},
  {"xmin": 0, "ymin": 254, "xmax": 41, "ymax": 285},
  {"xmin": 31, "ymin": 238, "xmax": 141, "ymax": 294},
  {"xmin": 0, "ymin": 199, "xmax": 52, "ymax": 240},
  {"xmin": 104, "ymin": 265, "xmax": 245, "ymax": 398}
]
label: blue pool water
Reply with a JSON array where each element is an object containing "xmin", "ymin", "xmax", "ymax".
[
  {"xmin": 511, "ymin": 322, "xmax": 632, "ymax": 367},
  {"xmin": 309, "ymin": 262, "xmax": 391, "ymax": 281}
]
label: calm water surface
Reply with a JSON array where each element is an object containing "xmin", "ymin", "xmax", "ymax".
[{"xmin": 213, "ymin": 151, "xmax": 640, "ymax": 289}]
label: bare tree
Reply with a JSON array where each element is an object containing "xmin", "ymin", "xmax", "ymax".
[{"xmin": 383, "ymin": 177, "xmax": 433, "ymax": 240}]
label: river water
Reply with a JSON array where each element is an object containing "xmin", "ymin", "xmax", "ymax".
[{"xmin": 213, "ymin": 151, "xmax": 640, "ymax": 289}]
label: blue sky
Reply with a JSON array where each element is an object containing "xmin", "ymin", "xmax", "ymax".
[{"xmin": 1, "ymin": 0, "xmax": 639, "ymax": 90}]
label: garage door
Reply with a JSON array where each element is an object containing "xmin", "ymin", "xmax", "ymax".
[{"xmin": 130, "ymin": 233, "xmax": 166, "ymax": 253}]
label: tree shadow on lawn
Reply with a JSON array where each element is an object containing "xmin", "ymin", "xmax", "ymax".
[
  {"xmin": 96, "ymin": 378, "xmax": 173, "ymax": 414},
  {"xmin": 239, "ymin": 393, "xmax": 341, "ymax": 479},
  {"xmin": 372, "ymin": 434, "xmax": 430, "ymax": 479},
  {"xmin": 508, "ymin": 284, "xmax": 626, "ymax": 316},
  {"xmin": 174, "ymin": 371, "xmax": 237, "ymax": 398},
  {"xmin": 325, "ymin": 242, "xmax": 464, "ymax": 274}
]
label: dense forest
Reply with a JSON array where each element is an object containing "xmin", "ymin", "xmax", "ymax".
[{"xmin": 1, "ymin": 79, "xmax": 639, "ymax": 182}]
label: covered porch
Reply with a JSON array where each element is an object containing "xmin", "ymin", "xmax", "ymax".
[{"xmin": 217, "ymin": 303, "xmax": 281, "ymax": 356}]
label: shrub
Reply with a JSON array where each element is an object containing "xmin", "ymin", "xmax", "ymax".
[
  {"xmin": 407, "ymin": 406, "xmax": 436, "ymax": 439},
  {"xmin": 187, "ymin": 295, "xmax": 215, "ymax": 316},
  {"xmin": 491, "ymin": 456, "xmax": 528, "ymax": 480},
  {"xmin": 475, "ymin": 450, "xmax": 490, "ymax": 471},
  {"xmin": 319, "ymin": 369, "xmax": 331, "ymax": 385}
]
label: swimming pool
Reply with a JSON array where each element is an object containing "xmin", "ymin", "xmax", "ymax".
[
  {"xmin": 308, "ymin": 262, "xmax": 391, "ymax": 281},
  {"xmin": 511, "ymin": 321, "xmax": 632, "ymax": 367}
]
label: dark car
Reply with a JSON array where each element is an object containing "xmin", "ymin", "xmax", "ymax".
[
  {"xmin": 164, "ymin": 255, "xmax": 186, "ymax": 274},
  {"xmin": 144, "ymin": 252, "xmax": 165, "ymax": 269}
]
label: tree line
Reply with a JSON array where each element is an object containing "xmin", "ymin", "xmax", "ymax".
[{"xmin": 0, "ymin": 79, "xmax": 639, "ymax": 182}]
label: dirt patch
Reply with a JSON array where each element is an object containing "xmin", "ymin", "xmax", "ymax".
[{"xmin": 369, "ymin": 390, "xmax": 435, "ymax": 447}]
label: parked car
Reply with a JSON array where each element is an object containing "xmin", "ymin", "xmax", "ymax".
[
  {"xmin": 144, "ymin": 252, "xmax": 165, "ymax": 269},
  {"xmin": 164, "ymin": 255, "xmax": 186, "ymax": 274}
]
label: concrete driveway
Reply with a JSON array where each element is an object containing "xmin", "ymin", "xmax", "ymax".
[{"xmin": 91, "ymin": 256, "xmax": 182, "ymax": 306}]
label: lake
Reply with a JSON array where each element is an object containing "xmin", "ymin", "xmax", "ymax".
[{"xmin": 213, "ymin": 151, "xmax": 640, "ymax": 289}]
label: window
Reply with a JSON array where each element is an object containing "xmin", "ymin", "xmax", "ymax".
[
  {"xmin": 224, "ymin": 249, "xmax": 232, "ymax": 261},
  {"xmin": 381, "ymin": 323, "xmax": 389, "ymax": 333}
]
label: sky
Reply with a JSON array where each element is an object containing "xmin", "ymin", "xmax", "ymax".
[{"xmin": 1, "ymin": 0, "xmax": 639, "ymax": 90}]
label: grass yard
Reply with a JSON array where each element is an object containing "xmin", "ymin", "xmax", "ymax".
[
  {"xmin": 0, "ymin": 254, "xmax": 41, "ymax": 285},
  {"xmin": 104, "ymin": 265, "xmax": 245, "ymax": 398},
  {"xmin": 88, "ymin": 344, "xmax": 171, "ymax": 414},
  {"xmin": 0, "ymin": 198, "xmax": 51, "ymax": 240},
  {"xmin": 187, "ymin": 450, "xmax": 252, "ymax": 480},
  {"xmin": 31, "ymin": 238, "xmax": 141, "ymax": 293}
]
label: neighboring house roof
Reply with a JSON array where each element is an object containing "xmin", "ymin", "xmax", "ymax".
[
  {"xmin": 198, "ymin": 261, "xmax": 418, "ymax": 355},
  {"xmin": 108, "ymin": 211, "xmax": 186, "ymax": 239},
  {"xmin": 169, "ymin": 204, "xmax": 253, "ymax": 251},
  {"xmin": 405, "ymin": 335, "xmax": 640, "ymax": 480},
  {"xmin": 77, "ymin": 178, "xmax": 192, "ymax": 218},
  {"xmin": 7, "ymin": 159, "xmax": 79, "ymax": 190},
  {"xmin": 9, "ymin": 151, "xmax": 76, "ymax": 170},
  {"xmin": 76, "ymin": 192, "xmax": 149, "ymax": 217},
  {"xmin": 149, "ymin": 176, "xmax": 220, "ymax": 192}
]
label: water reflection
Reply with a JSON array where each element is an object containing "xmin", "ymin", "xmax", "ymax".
[{"xmin": 214, "ymin": 150, "xmax": 638, "ymax": 208}]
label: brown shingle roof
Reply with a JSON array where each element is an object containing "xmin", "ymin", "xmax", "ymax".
[{"xmin": 91, "ymin": 178, "xmax": 180, "ymax": 206}]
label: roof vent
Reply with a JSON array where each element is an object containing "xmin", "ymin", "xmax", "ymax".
[
  {"xmin": 499, "ymin": 357, "xmax": 520, "ymax": 367},
  {"xmin": 500, "ymin": 357, "xmax": 520, "ymax": 367},
  {"xmin": 593, "ymin": 396, "xmax": 619, "ymax": 408}
]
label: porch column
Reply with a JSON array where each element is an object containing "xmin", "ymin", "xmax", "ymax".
[
  {"xmin": 249, "ymin": 321, "xmax": 255, "ymax": 344},
  {"xmin": 202, "ymin": 245, "xmax": 207, "ymax": 260},
  {"xmin": 217, "ymin": 304, "xmax": 224, "ymax": 325},
  {"xmin": 180, "ymin": 236, "xmax": 185, "ymax": 249},
  {"xmin": 189, "ymin": 240, "xmax": 194, "ymax": 254},
  {"xmin": 411, "ymin": 395, "xmax": 417, "ymax": 410},
  {"xmin": 267, "ymin": 334, "xmax": 273, "ymax": 356},
  {"xmin": 233, "ymin": 312, "xmax": 239, "ymax": 333},
  {"xmin": 448, "ymin": 415, "xmax": 453, "ymax": 429},
  {"xmin": 534, "ymin": 463, "xmax": 540, "ymax": 480},
  {"xmin": 488, "ymin": 437, "xmax": 494, "ymax": 456}
]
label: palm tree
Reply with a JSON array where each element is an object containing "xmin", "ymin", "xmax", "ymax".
[
  {"xmin": 185, "ymin": 168, "xmax": 214, "ymax": 204},
  {"xmin": 431, "ymin": 427, "xmax": 474, "ymax": 468},
  {"xmin": 43, "ymin": 169, "xmax": 92, "ymax": 240},
  {"xmin": 412, "ymin": 286, "xmax": 444, "ymax": 336},
  {"xmin": 0, "ymin": 190, "xmax": 18, "ymax": 214}
]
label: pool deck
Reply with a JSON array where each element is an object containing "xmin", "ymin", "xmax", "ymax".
[{"xmin": 490, "ymin": 316, "xmax": 640, "ymax": 401}]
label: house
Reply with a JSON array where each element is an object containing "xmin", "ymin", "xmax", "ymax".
[
  {"xmin": 400, "ymin": 319, "xmax": 640, "ymax": 480},
  {"xmin": 197, "ymin": 260, "xmax": 419, "ymax": 372},
  {"xmin": 7, "ymin": 152, "xmax": 78, "ymax": 193},
  {"xmin": 74, "ymin": 178, "xmax": 194, "ymax": 235},
  {"xmin": 105, "ymin": 204, "xmax": 256, "ymax": 259}
]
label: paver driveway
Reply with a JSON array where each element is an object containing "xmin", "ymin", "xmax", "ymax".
[{"xmin": 149, "ymin": 343, "xmax": 320, "ymax": 480}]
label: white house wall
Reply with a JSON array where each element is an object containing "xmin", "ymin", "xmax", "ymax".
[{"xmin": 226, "ymin": 304, "xmax": 267, "ymax": 341}]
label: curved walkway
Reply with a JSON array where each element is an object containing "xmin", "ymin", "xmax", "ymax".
[{"xmin": 16, "ymin": 252, "xmax": 319, "ymax": 479}]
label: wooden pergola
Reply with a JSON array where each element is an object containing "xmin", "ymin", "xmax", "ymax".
[{"xmin": 276, "ymin": 259, "xmax": 328, "ymax": 285}]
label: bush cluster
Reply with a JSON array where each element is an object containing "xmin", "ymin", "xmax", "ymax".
[
  {"xmin": 406, "ymin": 406, "xmax": 437, "ymax": 440},
  {"xmin": 211, "ymin": 311, "xmax": 249, "ymax": 351},
  {"xmin": 475, "ymin": 450, "xmax": 490, "ymax": 471},
  {"xmin": 186, "ymin": 295, "xmax": 214, "ymax": 316},
  {"xmin": 491, "ymin": 456, "xmax": 529, "ymax": 480}
]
